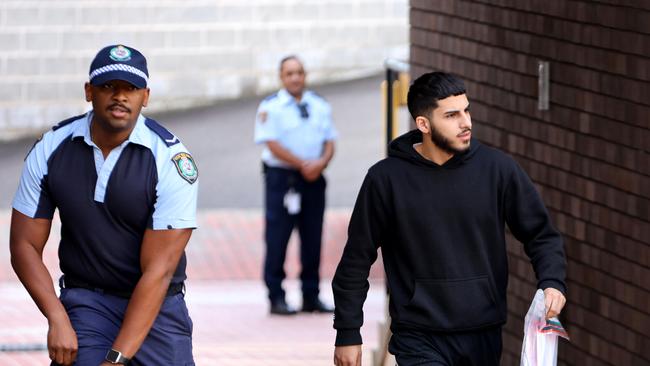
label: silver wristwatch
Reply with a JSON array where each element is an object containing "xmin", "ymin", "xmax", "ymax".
[{"xmin": 105, "ymin": 349, "xmax": 131, "ymax": 364}]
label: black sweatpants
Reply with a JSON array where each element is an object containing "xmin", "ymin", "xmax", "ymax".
[{"xmin": 388, "ymin": 327, "xmax": 502, "ymax": 366}]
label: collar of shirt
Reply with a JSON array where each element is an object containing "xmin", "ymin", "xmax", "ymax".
[
  {"xmin": 71, "ymin": 112, "xmax": 153, "ymax": 150},
  {"xmin": 70, "ymin": 112, "xmax": 155, "ymax": 203},
  {"xmin": 277, "ymin": 88, "xmax": 314, "ymax": 106}
]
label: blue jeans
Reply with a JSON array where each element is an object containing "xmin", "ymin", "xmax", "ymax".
[{"xmin": 53, "ymin": 287, "xmax": 194, "ymax": 366}]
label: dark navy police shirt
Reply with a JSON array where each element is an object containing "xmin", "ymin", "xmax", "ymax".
[{"xmin": 13, "ymin": 112, "xmax": 198, "ymax": 292}]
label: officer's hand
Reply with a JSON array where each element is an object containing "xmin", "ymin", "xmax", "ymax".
[
  {"xmin": 301, "ymin": 160, "xmax": 324, "ymax": 182},
  {"xmin": 334, "ymin": 345, "xmax": 362, "ymax": 366},
  {"xmin": 47, "ymin": 312, "xmax": 78, "ymax": 366},
  {"xmin": 543, "ymin": 287, "xmax": 566, "ymax": 319}
]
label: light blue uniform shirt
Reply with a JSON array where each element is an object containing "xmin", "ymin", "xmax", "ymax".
[
  {"xmin": 254, "ymin": 89, "xmax": 338, "ymax": 168},
  {"xmin": 13, "ymin": 112, "xmax": 198, "ymax": 230},
  {"xmin": 12, "ymin": 111, "xmax": 198, "ymax": 288}
]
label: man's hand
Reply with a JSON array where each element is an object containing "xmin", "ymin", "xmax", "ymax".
[
  {"xmin": 543, "ymin": 287, "xmax": 566, "ymax": 319},
  {"xmin": 334, "ymin": 345, "xmax": 362, "ymax": 366},
  {"xmin": 47, "ymin": 312, "xmax": 78, "ymax": 366},
  {"xmin": 301, "ymin": 160, "xmax": 325, "ymax": 182}
]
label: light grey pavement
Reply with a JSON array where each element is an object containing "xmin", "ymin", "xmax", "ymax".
[{"xmin": 0, "ymin": 75, "xmax": 399, "ymax": 209}]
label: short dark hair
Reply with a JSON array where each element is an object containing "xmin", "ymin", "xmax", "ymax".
[
  {"xmin": 407, "ymin": 72, "xmax": 466, "ymax": 120},
  {"xmin": 279, "ymin": 55, "xmax": 302, "ymax": 72}
]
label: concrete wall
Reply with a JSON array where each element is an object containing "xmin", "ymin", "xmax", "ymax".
[
  {"xmin": 0, "ymin": 0, "xmax": 408, "ymax": 139},
  {"xmin": 411, "ymin": 1, "xmax": 649, "ymax": 365}
]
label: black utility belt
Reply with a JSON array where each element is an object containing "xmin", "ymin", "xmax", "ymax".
[
  {"xmin": 61, "ymin": 275, "xmax": 184, "ymax": 299},
  {"xmin": 262, "ymin": 162, "xmax": 298, "ymax": 174}
]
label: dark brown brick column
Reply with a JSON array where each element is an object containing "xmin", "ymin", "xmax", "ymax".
[{"xmin": 410, "ymin": 1, "xmax": 650, "ymax": 364}]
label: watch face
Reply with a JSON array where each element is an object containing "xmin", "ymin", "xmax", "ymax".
[
  {"xmin": 106, "ymin": 349, "xmax": 129, "ymax": 364},
  {"xmin": 106, "ymin": 349, "xmax": 121, "ymax": 362}
]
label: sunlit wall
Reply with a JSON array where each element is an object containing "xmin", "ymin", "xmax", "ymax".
[{"xmin": 0, "ymin": 0, "xmax": 408, "ymax": 139}]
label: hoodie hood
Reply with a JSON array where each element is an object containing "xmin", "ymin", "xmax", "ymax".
[{"xmin": 388, "ymin": 129, "xmax": 481, "ymax": 169}]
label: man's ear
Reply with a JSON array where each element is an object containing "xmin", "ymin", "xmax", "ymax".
[
  {"xmin": 142, "ymin": 88, "xmax": 150, "ymax": 107},
  {"xmin": 84, "ymin": 82, "xmax": 92, "ymax": 102},
  {"xmin": 415, "ymin": 116, "xmax": 431, "ymax": 134}
]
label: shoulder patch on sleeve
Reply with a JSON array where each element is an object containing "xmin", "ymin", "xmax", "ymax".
[
  {"xmin": 145, "ymin": 118, "xmax": 180, "ymax": 147},
  {"xmin": 172, "ymin": 152, "xmax": 198, "ymax": 184},
  {"xmin": 52, "ymin": 114, "xmax": 86, "ymax": 131},
  {"xmin": 257, "ymin": 110, "xmax": 268, "ymax": 123}
]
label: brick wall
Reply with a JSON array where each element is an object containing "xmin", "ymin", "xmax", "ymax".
[
  {"xmin": 410, "ymin": 1, "xmax": 649, "ymax": 365},
  {"xmin": 0, "ymin": 0, "xmax": 408, "ymax": 140}
]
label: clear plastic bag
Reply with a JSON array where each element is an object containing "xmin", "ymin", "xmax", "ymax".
[{"xmin": 520, "ymin": 289, "xmax": 569, "ymax": 366}]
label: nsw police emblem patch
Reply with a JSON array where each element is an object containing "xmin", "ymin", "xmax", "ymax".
[
  {"xmin": 172, "ymin": 152, "xmax": 198, "ymax": 184},
  {"xmin": 258, "ymin": 110, "xmax": 268, "ymax": 123},
  {"xmin": 109, "ymin": 45, "xmax": 132, "ymax": 62}
]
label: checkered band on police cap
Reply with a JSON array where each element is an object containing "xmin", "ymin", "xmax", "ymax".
[{"xmin": 89, "ymin": 44, "xmax": 149, "ymax": 89}]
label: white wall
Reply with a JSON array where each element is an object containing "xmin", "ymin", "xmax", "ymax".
[{"xmin": 0, "ymin": 0, "xmax": 408, "ymax": 140}]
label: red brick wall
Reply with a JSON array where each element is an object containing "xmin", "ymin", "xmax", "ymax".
[{"xmin": 410, "ymin": 1, "xmax": 650, "ymax": 365}]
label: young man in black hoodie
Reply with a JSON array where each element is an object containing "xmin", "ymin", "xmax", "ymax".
[{"xmin": 332, "ymin": 72, "xmax": 567, "ymax": 366}]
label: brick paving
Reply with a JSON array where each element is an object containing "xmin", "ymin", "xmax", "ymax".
[{"xmin": 0, "ymin": 209, "xmax": 387, "ymax": 365}]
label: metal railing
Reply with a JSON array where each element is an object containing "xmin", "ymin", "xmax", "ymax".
[{"xmin": 0, "ymin": 343, "xmax": 47, "ymax": 352}]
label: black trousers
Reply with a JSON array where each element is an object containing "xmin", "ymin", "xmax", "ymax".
[
  {"xmin": 388, "ymin": 327, "xmax": 502, "ymax": 366},
  {"xmin": 263, "ymin": 166, "xmax": 326, "ymax": 303}
]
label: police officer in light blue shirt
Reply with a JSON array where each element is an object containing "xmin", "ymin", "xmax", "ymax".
[
  {"xmin": 10, "ymin": 44, "xmax": 198, "ymax": 366},
  {"xmin": 254, "ymin": 55, "xmax": 337, "ymax": 315}
]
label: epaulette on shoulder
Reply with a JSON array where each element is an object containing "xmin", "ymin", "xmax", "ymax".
[
  {"xmin": 145, "ymin": 118, "xmax": 180, "ymax": 147},
  {"xmin": 52, "ymin": 113, "xmax": 86, "ymax": 131},
  {"xmin": 263, "ymin": 92, "xmax": 278, "ymax": 102}
]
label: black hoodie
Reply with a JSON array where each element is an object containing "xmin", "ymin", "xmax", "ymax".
[{"xmin": 332, "ymin": 130, "xmax": 567, "ymax": 346}]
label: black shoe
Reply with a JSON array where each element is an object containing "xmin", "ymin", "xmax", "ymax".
[
  {"xmin": 270, "ymin": 299, "xmax": 297, "ymax": 315},
  {"xmin": 301, "ymin": 298, "xmax": 334, "ymax": 313}
]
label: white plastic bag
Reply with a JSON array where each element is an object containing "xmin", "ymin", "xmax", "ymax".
[{"xmin": 520, "ymin": 289, "xmax": 569, "ymax": 366}]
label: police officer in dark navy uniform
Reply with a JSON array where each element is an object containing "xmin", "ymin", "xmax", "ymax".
[
  {"xmin": 254, "ymin": 55, "xmax": 337, "ymax": 315},
  {"xmin": 10, "ymin": 45, "xmax": 198, "ymax": 365}
]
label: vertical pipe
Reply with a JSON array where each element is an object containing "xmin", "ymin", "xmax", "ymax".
[{"xmin": 385, "ymin": 68, "xmax": 395, "ymax": 157}]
